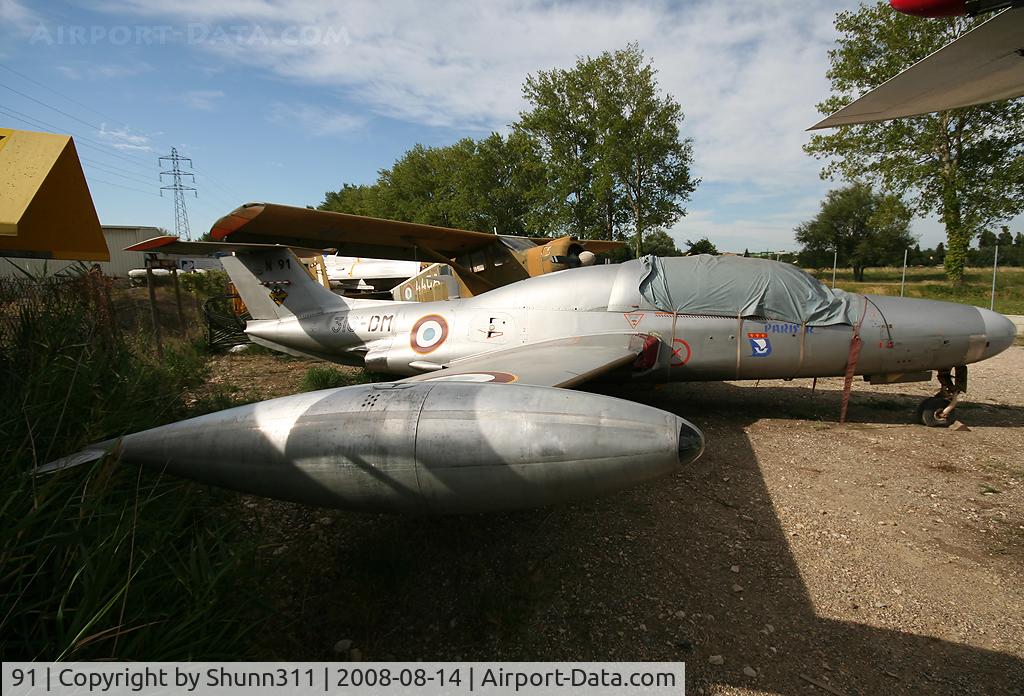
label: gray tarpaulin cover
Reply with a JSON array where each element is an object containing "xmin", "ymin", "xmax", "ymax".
[{"xmin": 639, "ymin": 255, "xmax": 864, "ymax": 326}]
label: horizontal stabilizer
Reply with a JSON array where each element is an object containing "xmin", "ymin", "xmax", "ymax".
[{"xmin": 125, "ymin": 235, "xmax": 325, "ymax": 257}]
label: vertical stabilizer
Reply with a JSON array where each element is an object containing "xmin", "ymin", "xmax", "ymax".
[{"xmin": 221, "ymin": 248, "xmax": 347, "ymax": 320}]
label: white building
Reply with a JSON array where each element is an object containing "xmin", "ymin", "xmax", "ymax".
[{"xmin": 0, "ymin": 226, "xmax": 217, "ymax": 279}]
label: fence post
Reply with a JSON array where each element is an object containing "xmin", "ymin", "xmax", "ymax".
[
  {"xmin": 171, "ymin": 268, "xmax": 186, "ymax": 334},
  {"xmin": 146, "ymin": 266, "xmax": 164, "ymax": 358},
  {"xmin": 991, "ymin": 244, "xmax": 999, "ymax": 311},
  {"xmin": 900, "ymin": 248, "xmax": 908, "ymax": 297},
  {"xmin": 831, "ymin": 250, "xmax": 838, "ymax": 289}
]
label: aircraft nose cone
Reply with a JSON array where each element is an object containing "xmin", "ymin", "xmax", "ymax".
[
  {"xmin": 979, "ymin": 307, "xmax": 1017, "ymax": 359},
  {"xmin": 677, "ymin": 418, "xmax": 705, "ymax": 465}
]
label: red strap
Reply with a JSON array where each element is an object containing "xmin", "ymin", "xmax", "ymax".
[{"xmin": 839, "ymin": 297, "xmax": 868, "ymax": 424}]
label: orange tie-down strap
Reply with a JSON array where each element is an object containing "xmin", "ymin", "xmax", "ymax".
[{"xmin": 839, "ymin": 297, "xmax": 868, "ymax": 425}]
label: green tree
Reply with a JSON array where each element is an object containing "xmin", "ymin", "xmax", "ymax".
[
  {"xmin": 321, "ymin": 183, "xmax": 382, "ymax": 217},
  {"xmin": 684, "ymin": 237, "xmax": 718, "ymax": 256},
  {"xmin": 644, "ymin": 229, "xmax": 684, "ymax": 256},
  {"xmin": 794, "ymin": 184, "xmax": 915, "ymax": 281},
  {"xmin": 518, "ymin": 43, "xmax": 697, "ymax": 252},
  {"xmin": 996, "ymin": 226, "xmax": 1013, "ymax": 247},
  {"xmin": 375, "ymin": 140, "xmax": 475, "ymax": 227},
  {"xmin": 977, "ymin": 229, "xmax": 997, "ymax": 248},
  {"xmin": 805, "ymin": 2, "xmax": 1024, "ymax": 284},
  {"xmin": 320, "ymin": 133, "xmax": 550, "ymax": 235},
  {"xmin": 452, "ymin": 132, "xmax": 552, "ymax": 235}
]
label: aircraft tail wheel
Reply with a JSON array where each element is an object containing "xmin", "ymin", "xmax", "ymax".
[{"xmin": 918, "ymin": 396, "xmax": 953, "ymax": 427}]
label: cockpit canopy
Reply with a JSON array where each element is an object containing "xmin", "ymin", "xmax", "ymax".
[{"xmin": 639, "ymin": 255, "xmax": 863, "ymax": 326}]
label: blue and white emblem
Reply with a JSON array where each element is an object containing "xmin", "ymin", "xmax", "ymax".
[{"xmin": 747, "ymin": 332, "xmax": 772, "ymax": 357}]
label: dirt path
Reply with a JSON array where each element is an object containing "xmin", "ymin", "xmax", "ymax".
[{"xmin": 205, "ymin": 347, "xmax": 1024, "ymax": 695}]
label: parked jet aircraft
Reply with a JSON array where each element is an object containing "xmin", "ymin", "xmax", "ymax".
[
  {"xmin": 208, "ymin": 202, "xmax": 624, "ymax": 298},
  {"xmin": 45, "ymin": 248, "xmax": 1017, "ymax": 514},
  {"xmin": 811, "ymin": 0, "xmax": 1024, "ymax": 128},
  {"xmin": 322, "ymin": 255, "xmax": 424, "ymax": 294}
]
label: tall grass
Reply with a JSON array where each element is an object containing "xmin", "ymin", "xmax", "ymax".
[
  {"xmin": 807, "ymin": 266, "xmax": 1024, "ymax": 314},
  {"xmin": 0, "ymin": 272, "xmax": 258, "ymax": 660}
]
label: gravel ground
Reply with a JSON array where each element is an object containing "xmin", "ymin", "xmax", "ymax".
[{"xmin": 204, "ymin": 346, "xmax": 1024, "ymax": 696}]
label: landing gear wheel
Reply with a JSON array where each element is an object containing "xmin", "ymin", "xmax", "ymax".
[{"xmin": 918, "ymin": 396, "xmax": 953, "ymax": 427}]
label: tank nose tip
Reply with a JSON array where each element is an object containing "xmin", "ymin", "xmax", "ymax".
[
  {"xmin": 677, "ymin": 419, "xmax": 705, "ymax": 465},
  {"xmin": 979, "ymin": 308, "xmax": 1017, "ymax": 358}
]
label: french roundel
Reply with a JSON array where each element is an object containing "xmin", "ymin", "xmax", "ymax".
[{"xmin": 410, "ymin": 314, "xmax": 449, "ymax": 354}]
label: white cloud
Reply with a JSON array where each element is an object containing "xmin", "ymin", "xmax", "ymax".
[
  {"xmin": 98, "ymin": 124, "xmax": 155, "ymax": 151},
  {"xmin": 0, "ymin": 0, "xmax": 35, "ymax": 28},
  {"xmin": 57, "ymin": 62, "xmax": 153, "ymax": 80},
  {"xmin": 96, "ymin": 0, "xmax": 870, "ymax": 243},
  {"xmin": 267, "ymin": 102, "xmax": 364, "ymax": 135},
  {"xmin": 671, "ymin": 207, "xmax": 821, "ymax": 253},
  {"xmin": 0, "ymin": 0, "xmax": 41, "ymax": 55},
  {"xmin": 183, "ymin": 89, "xmax": 225, "ymax": 110},
  {"xmin": 99, "ymin": 1, "xmax": 857, "ymax": 182}
]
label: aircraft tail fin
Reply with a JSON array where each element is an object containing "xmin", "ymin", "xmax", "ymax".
[{"xmin": 221, "ymin": 248, "xmax": 348, "ymax": 320}]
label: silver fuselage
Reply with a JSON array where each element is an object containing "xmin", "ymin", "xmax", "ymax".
[{"xmin": 246, "ymin": 259, "xmax": 1017, "ymax": 382}]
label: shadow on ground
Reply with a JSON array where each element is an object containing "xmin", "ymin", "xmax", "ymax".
[{"xmin": 250, "ymin": 380, "xmax": 1024, "ymax": 695}]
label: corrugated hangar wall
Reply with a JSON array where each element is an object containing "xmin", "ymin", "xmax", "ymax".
[{"xmin": 0, "ymin": 226, "xmax": 163, "ymax": 278}]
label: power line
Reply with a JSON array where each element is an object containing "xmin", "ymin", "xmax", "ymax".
[
  {"xmin": 1, "ymin": 69, "xmax": 245, "ymax": 221},
  {"xmin": 0, "ymin": 63, "xmax": 129, "ymax": 130},
  {"xmin": 86, "ymin": 177, "xmax": 162, "ymax": 198},
  {"xmin": 187, "ymin": 175, "xmax": 239, "ymax": 208},
  {"xmin": 0, "ymin": 79, "xmax": 103, "ymax": 132},
  {"xmin": 1, "ymin": 106, "xmax": 233, "ymax": 219},
  {"xmin": 80, "ymin": 156, "xmax": 158, "ymax": 182},
  {"xmin": 82, "ymin": 160, "xmax": 158, "ymax": 188},
  {"xmin": 1, "ymin": 68, "xmax": 246, "ymax": 206},
  {"xmin": 195, "ymin": 170, "xmax": 245, "ymax": 201},
  {"xmin": 0, "ymin": 104, "xmax": 157, "ymax": 173},
  {"xmin": 0, "ymin": 82, "xmax": 156, "ymax": 169}
]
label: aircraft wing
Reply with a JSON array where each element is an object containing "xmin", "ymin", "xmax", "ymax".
[
  {"xmin": 810, "ymin": 6, "xmax": 1024, "ymax": 129},
  {"xmin": 125, "ymin": 235, "xmax": 325, "ymax": 257},
  {"xmin": 403, "ymin": 333, "xmax": 649, "ymax": 388},
  {"xmin": 528, "ymin": 237, "xmax": 625, "ymax": 254},
  {"xmin": 210, "ymin": 203, "xmax": 502, "ymax": 261}
]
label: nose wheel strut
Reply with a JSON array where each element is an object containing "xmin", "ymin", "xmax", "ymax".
[{"xmin": 917, "ymin": 365, "xmax": 967, "ymax": 427}]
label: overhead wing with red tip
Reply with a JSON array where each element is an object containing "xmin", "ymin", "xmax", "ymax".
[
  {"xmin": 890, "ymin": 0, "xmax": 1016, "ymax": 17},
  {"xmin": 810, "ymin": 6, "xmax": 1024, "ymax": 129},
  {"xmin": 889, "ymin": 0, "xmax": 969, "ymax": 17},
  {"xmin": 210, "ymin": 203, "xmax": 502, "ymax": 261}
]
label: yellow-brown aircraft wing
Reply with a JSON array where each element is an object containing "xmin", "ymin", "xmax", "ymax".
[
  {"xmin": 402, "ymin": 333, "xmax": 649, "ymax": 389},
  {"xmin": 211, "ymin": 203, "xmax": 501, "ymax": 262},
  {"xmin": 578, "ymin": 240, "xmax": 625, "ymax": 254}
]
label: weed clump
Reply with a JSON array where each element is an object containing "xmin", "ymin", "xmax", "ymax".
[
  {"xmin": 299, "ymin": 365, "xmax": 372, "ymax": 392},
  {"xmin": 0, "ymin": 273, "xmax": 258, "ymax": 660}
]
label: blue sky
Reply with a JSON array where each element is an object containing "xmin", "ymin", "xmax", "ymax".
[{"xmin": 0, "ymin": 0, "xmax": 985, "ymax": 251}]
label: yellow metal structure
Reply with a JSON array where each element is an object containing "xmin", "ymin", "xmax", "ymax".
[{"xmin": 0, "ymin": 128, "xmax": 108, "ymax": 260}]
